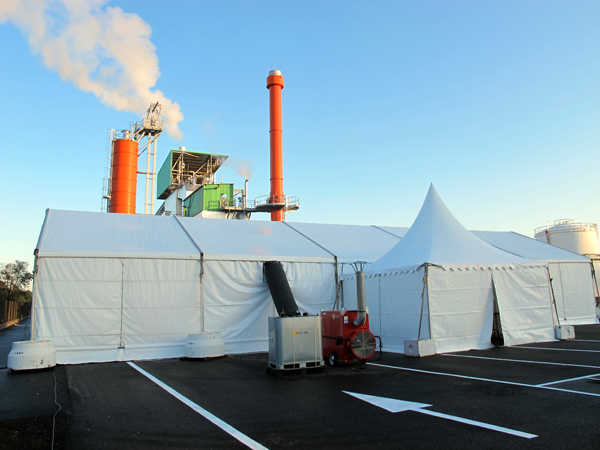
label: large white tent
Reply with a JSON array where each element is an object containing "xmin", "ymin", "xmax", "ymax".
[
  {"xmin": 342, "ymin": 185, "xmax": 558, "ymax": 354},
  {"xmin": 471, "ymin": 231, "xmax": 597, "ymax": 325},
  {"xmin": 32, "ymin": 210, "xmax": 336, "ymax": 364},
  {"xmin": 32, "ymin": 194, "xmax": 595, "ymax": 364},
  {"xmin": 378, "ymin": 227, "xmax": 598, "ymax": 326}
]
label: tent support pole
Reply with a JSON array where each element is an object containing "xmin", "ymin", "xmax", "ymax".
[
  {"xmin": 417, "ymin": 264, "xmax": 429, "ymax": 340},
  {"xmin": 547, "ymin": 267, "xmax": 561, "ymax": 327},
  {"xmin": 30, "ymin": 253, "xmax": 39, "ymax": 340},
  {"xmin": 119, "ymin": 259, "xmax": 125, "ymax": 348},
  {"xmin": 200, "ymin": 255, "xmax": 205, "ymax": 333},
  {"xmin": 590, "ymin": 262, "xmax": 600, "ymax": 309}
]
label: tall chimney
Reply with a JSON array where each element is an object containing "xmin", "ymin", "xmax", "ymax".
[{"xmin": 267, "ymin": 70, "xmax": 285, "ymax": 221}]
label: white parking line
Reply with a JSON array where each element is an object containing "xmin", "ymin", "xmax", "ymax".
[
  {"xmin": 367, "ymin": 363, "xmax": 600, "ymax": 398},
  {"xmin": 127, "ymin": 362, "xmax": 268, "ymax": 450},
  {"xmin": 443, "ymin": 354, "xmax": 600, "ymax": 369},
  {"xmin": 517, "ymin": 347, "xmax": 600, "ymax": 353},
  {"xmin": 537, "ymin": 373, "xmax": 600, "ymax": 387},
  {"xmin": 417, "ymin": 409, "xmax": 537, "ymax": 439}
]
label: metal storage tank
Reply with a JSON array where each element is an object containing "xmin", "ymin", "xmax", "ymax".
[
  {"xmin": 109, "ymin": 131, "xmax": 139, "ymax": 214},
  {"xmin": 534, "ymin": 219, "xmax": 600, "ymax": 255}
]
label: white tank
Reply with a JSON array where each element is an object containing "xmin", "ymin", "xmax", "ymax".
[{"xmin": 534, "ymin": 219, "xmax": 600, "ymax": 255}]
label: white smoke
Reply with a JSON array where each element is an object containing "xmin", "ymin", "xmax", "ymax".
[
  {"xmin": 0, "ymin": 0, "xmax": 184, "ymax": 139},
  {"xmin": 225, "ymin": 158, "xmax": 254, "ymax": 181}
]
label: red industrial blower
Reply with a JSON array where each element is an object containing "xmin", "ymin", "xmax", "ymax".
[
  {"xmin": 321, "ymin": 309, "xmax": 378, "ymax": 365},
  {"xmin": 321, "ymin": 262, "xmax": 381, "ymax": 366}
]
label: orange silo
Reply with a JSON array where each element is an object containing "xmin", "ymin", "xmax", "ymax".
[
  {"xmin": 109, "ymin": 133, "xmax": 139, "ymax": 214},
  {"xmin": 267, "ymin": 70, "xmax": 285, "ymax": 222}
]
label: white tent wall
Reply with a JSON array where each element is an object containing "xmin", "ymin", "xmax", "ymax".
[
  {"xmin": 549, "ymin": 263, "xmax": 597, "ymax": 325},
  {"xmin": 428, "ymin": 267, "xmax": 494, "ymax": 354},
  {"xmin": 121, "ymin": 258, "xmax": 202, "ymax": 358},
  {"xmin": 34, "ymin": 257, "xmax": 123, "ymax": 363},
  {"xmin": 491, "ymin": 267, "xmax": 556, "ymax": 346},
  {"xmin": 202, "ymin": 261, "xmax": 275, "ymax": 354},
  {"xmin": 472, "ymin": 231, "xmax": 597, "ymax": 325},
  {"xmin": 34, "ymin": 257, "xmax": 202, "ymax": 364},
  {"xmin": 202, "ymin": 260, "xmax": 336, "ymax": 354},
  {"xmin": 342, "ymin": 265, "xmax": 557, "ymax": 355},
  {"xmin": 379, "ymin": 269, "xmax": 430, "ymax": 353},
  {"xmin": 342, "ymin": 268, "xmax": 428, "ymax": 354}
]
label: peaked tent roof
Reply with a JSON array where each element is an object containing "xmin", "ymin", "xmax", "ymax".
[{"xmin": 366, "ymin": 185, "xmax": 543, "ymax": 273}]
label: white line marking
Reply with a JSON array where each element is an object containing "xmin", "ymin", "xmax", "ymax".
[
  {"xmin": 517, "ymin": 346, "xmax": 600, "ymax": 353},
  {"xmin": 443, "ymin": 354, "xmax": 600, "ymax": 369},
  {"xmin": 573, "ymin": 339, "xmax": 600, "ymax": 343},
  {"xmin": 417, "ymin": 409, "xmax": 537, "ymax": 439},
  {"xmin": 127, "ymin": 362, "xmax": 268, "ymax": 450},
  {"xmin": 367, "ymin": 363, "xmax": 600, "ymax": 398},
  {"xmin": 343, "ymin": 391, "xmax": 537, "ymax": 439},
  {"xmin": 537, "ymin": 373, "xmax": 600, "ymax": 387}
]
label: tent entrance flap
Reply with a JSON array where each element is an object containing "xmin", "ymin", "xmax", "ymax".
[
  {"xmin": 491, "ymin": 281, "xmax": 504, "ymax": 347},
  {"xmin": 491, "ymin": 269, "xmax": 556, "ymax": 347}
]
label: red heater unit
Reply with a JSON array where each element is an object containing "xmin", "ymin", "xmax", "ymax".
[{"xmin": 321, "ymin": 310, "xmax": 377, "ymax": 365}]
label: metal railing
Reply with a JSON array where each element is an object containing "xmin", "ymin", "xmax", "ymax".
[
  {"xmin": 535, "ymin": 220, "xmax": 598, "ymax": 236},
  {"xmin": 207, "ymin": 199, "xmax": 257, "ymax": 210},
  {"xmin": 254, "ymin": 195, "xmax": 299, "ymax": 208}
]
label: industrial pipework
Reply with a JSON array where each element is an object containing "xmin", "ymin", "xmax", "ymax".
[
  {"xmin": 267, "ymin": 70, "xmax": 285, "ymax": 221},
  {"xmin": 109, "ymin": 130, "xmax": 139, "ymax": 214},
  {"xmin": 352, "ymin": 261, "xmax": 367, "ymax": 326}
]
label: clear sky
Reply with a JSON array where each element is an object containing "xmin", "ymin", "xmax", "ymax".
[{"xmin": 1, "ymin": 0, "xmax": 599, "ymax": 269}]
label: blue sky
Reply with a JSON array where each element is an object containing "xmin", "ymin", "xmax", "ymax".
[{"xmin": 1, "ymin": 0, "xmax": 599, "ymax": 269}]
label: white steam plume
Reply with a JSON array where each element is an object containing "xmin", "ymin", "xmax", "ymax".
[
  {"xmin": 0, "ymin": 0, "xmax": 183, "ymax": 139},
  {"xmin": 225, "ymin": 158, "xmax": 254, "ymax": 181}
]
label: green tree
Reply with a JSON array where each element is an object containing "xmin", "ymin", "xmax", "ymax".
[{"xmin": 0, "ymin": 260, "xmax": 33, "ymax": 303}]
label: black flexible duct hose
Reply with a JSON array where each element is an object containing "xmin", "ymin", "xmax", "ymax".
[{"xmin": 264, "ymin": 261, "xmax": 300, "ymax": 317}]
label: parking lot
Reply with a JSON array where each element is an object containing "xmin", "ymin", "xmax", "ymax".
[{"xmin": 2, "ymin": 320, "xmax": 599, "ymax": 449}]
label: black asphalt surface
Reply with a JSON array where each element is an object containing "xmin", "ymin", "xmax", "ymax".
[{"xmin": 1, "ymin": 321, "xmax": 600, "ymax": 449}]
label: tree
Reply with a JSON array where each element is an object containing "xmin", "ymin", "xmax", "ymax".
[{"xmin": 0, "ymin": 260, "xmax": 34, "ymax": 303}]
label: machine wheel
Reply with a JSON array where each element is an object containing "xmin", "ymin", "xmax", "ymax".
[{"xmin": 328, "ymin": 352, "xmax": 338, "ymax": 366}]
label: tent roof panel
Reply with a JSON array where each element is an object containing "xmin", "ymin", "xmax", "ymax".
[
  {"xmin": 472, "ymin": 231, "xmax": 590, "ymax": 263},
  {"xmin": 176, "ymin": 217, "xmax": 334, "ymax": 263},
  {"xmin": 285, "ymin": 222, "xmax": 401, "ymax": 263},
  {"xmin": 36, "ymin": 210, "xmax": 200, "ymax": 259}
]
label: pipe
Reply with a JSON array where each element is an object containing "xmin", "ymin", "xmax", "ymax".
[
  {"xmin": 264, "ymin": 261, "xmax": 299, "ymax": 317},
  {"xmin": 109, "ymin": 135, "xmax": 139, "ymax": 214},
  {"xmin": 244, "ymin": 179, "xmax": 248, "ymax": 210},
  {"xmin": 267, "ymin": 70, "xmax": 285, "ymax": 221},
  {"xmin": 353, "ymin": 270, "xmax": 366, "ymax": 326}
]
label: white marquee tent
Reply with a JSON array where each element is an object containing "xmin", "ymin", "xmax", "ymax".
[
  {"xmin": 378, "ymin": 228, "xmax": 597, "ymax": 326},
  {"xmin": 32, "ymin": 193, "xmax": 595, "ymax": 364},
  {"xmin": 342, "ymin": 185, "xmax": 558, "ymax": 354},
  {"xmin": 32, "ymin": 210, "xmax": 336, "ymax": 364}
]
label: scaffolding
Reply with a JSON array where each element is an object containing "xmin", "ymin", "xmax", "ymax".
[
  {"xmin": 101, "ymin": 103, "xmax": 164, "ymax": 214},
  {"xmin": 134, "ymin": 102, "xmax": 164, "ymax": 215}
]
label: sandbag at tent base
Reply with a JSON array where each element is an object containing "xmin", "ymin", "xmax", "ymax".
[
  {"xmin": 554, "ymin": 326, "xmax": 575, "ymax": 340},
  {"xmin": 404, "ymin": 339, "xmax": 436, "ymax": 357}
]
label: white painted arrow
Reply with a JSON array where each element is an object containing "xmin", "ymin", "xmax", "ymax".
[{"xmin": 343, "ymin": 391, "xmax": 537, "ymax": 439}]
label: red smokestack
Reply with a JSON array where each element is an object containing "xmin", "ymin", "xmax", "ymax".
[{"xmin": 267, "ymin": 70, "xmax": 285, "ymax": 221}]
